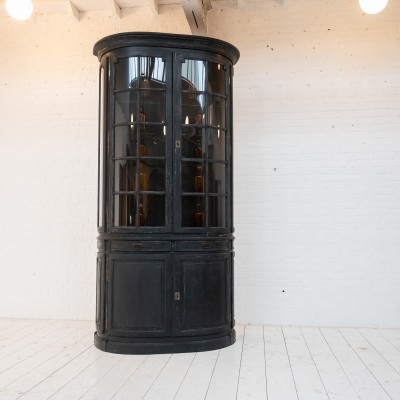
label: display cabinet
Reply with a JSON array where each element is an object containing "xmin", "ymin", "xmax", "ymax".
[{"xmin": 93, "ymin": 32, "xmax": 239, "ymax": 354}]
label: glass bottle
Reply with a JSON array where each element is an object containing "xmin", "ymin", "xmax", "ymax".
[
  {"xmin": 194, "ymin": 134, "xmax": 202, "ymax": 158},
  {"xmin": 194, "ymin": 165, "xmax": 204, "ymax": 193},
  {"xmin": 136, "ymin": 202, "xmax": 146, "ymax": 226},
  {"xmin": 134, "ymin": 162, "xmax": 148, "ymax": 192},
  {"xmin": 139, "ymin": 108, "xmax": 148, "ymax": 156},
  {"xmin": 194, "ymin": 202, "xmax": 204, "ymax": 227}
]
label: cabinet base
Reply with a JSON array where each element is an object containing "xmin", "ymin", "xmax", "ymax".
[{"xmin": 94, "ymin": 330, "xmax": 236, "ymax": 354}]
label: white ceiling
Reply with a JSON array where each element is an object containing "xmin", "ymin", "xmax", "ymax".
[
  {"xmin": 27, "ymin": 0, "xmax": 239, "ymax": 14},
  {"xmin": 0, "ymin": 0, "xmax": 273, "ymax": 35},
  {"xmin": 1, "ymin": 0, "xmax": 246, "ymax": 34}
]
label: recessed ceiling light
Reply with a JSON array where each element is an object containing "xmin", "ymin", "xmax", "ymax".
[
  {"xmin": 359, "ymin": 0, "xmax": 389, "ymax": 14},
  {"xmin": 6, "ymin": 0, "xmax": 33, "ymax": 21}
]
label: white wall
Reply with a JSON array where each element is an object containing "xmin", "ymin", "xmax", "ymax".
[{"xmin": 0, "ymin": 0, "xmax": 399, "ymax": 327}]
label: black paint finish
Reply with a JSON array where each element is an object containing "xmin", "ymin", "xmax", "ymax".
[{"xmin": 93, "ymin": 32, "xmax": 239, "ymax": 354}]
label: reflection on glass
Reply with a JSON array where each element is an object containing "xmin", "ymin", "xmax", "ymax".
[
  {"xmin": 146, "ymin": 195, "xmax": 165, "ymax": 226},
  {"xmin": 182, "ymin": 128, "xmax": 204, "ymax": 159},
  {"xmin": 147, "ymin": 160, "xmax": 166, "ymax": 191},
  {"xmin": 182, "ymin": 196, "xmax": 205, "ymax": 227},
  {"xmin": 208, "ymin": 96, "xmax": 226, "ymax": 128},
  {"xmin": 208, "ymin": 162, "xmax": 225, "ymax": 194},
  {"xmin": 115, "ymin": 160, "xmax": 166, "ymax": 193},
  {"xmin": 115, "ymin": 194, "xmax": 136, "ymax": 226},
  {"xmin": 115, "ymin": 125, "xmax": 166, "ymax": 159},
  {"xmin": 181, "ymin": 93, "xmax": 205, "ymax": 125},
  {"xmin": 208, "ymin": 196, "xmax": 226, "ymax": 227},
  {"xmin": 116, "ymin": 92, "xmax": 166, "ymax": 125},
  {"xmin": 182, "ymin": 162, "xmax": 205, "ymax": 193},
  {"xmin": 115, "ymin": 91, "xmax": 138, "ymax": 125},
  {"xmin": 115, "ymin": 57, "xmax": 138, "ymax": 91},
  {"xmin": 115, "ymin": 126, "xmax": 136, "ymax": 158},
  {"xmin": 182, "ymin": 60, "xmax": 206, "ymax": 92},
  {"xmin": 115, "ymin": 160, "xmax": 136, "ymax": 193},
  {"xmin": 208, "ymin": 62, "xmax": 225, "ymax": 94},
  {"xmin": 209, "ymin": 128, "xmax": 225, "ymax": 161},
  {"xmin": 114, "ymin": 194, "xmax": 165, "ymax": 227},
  {"xmin": 139, "ymin": 57, "xmax": 166, "ymax": 85},
  {"xmin": 139, "ymin": 91, "xmax": 166, "ymax": 123}
]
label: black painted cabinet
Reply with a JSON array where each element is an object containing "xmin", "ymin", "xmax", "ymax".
[{"xmin": 93, "ymin": 32, "xmax": 239, "ymax": 354}]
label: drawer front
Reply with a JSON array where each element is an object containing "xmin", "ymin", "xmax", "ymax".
[
  {"xmin": 175, "ymin": 240, "xmax": 230, "ymax": 252},
  {"xmin": 110, "ymin": 241, "xmax": 171, "ymax": 252}
]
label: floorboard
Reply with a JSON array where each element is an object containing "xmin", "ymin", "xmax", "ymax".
[{"xmin": 0, "ymin": 320, "xmax": 399, "ymax": 400}]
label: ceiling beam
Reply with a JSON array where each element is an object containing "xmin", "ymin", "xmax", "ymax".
[
  {"xmin": 69, "ymin": 1, "xmax": 80, "ymax": 21},
  {"xmin": 182, "ymin": 0, "xmax": 211, "ymax": 36},
  {"xmin": 109, "ymin": 0, "xmax": 122, "ymax": 18},
  {"xmin": 147, "ymin": 0, "xmax": 159, "ymax": 14}
]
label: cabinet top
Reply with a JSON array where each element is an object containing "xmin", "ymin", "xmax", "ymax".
[{"xmin": 93, "ymin": 32, "xmax": 240, "ymax": 65}]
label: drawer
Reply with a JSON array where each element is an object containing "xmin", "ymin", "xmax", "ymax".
[
  {"xmin": 110, "ymin": 241, "xmax": 171, "ymax": 252},
  {"xmin": 175, "ymin": 240, "xmax": 230, "ymax": 252}
]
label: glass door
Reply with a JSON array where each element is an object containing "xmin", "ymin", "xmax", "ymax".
[
  {"xmin": 111, "ymin": 54, "xmax": 172, "ymax": 230},
  {"xmin": 177, "ymin": 57, "xmax": 229, "ymax": 231}
]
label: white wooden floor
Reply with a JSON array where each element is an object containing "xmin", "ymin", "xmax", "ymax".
[{"xmin": 1, "ymin": 319, "xmax": 400, "ymax": 399}]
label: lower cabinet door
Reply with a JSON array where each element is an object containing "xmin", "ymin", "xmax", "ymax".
[
  {"xmin": 174, "ymin": 252, "xmax": 232, "ymax": 336},
  {"xmin": 107, "ymin": 253, "xmax": 172, "ymax": 337}
]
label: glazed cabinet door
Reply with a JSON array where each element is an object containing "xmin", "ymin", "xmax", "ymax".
[
  {"xmin": 110, "ymin": 52, "xmax": 173, "ymax": 232},
  {"xmin": 174, "ymin": 55, "xmax": 232, "ymax": 233},
  {"xmin": 107, "ymin": 253, "xmax": 172, "ymax": 337},
  {"xmin": 174, "ymin": 252, "xmax": 232, "ymax": 336}
]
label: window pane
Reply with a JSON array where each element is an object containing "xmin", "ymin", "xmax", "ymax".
[
  {"xmin": 182, "ymin": 196, "xmax": 206, "ymax": 227},
  {"xmin": 146, "ymin": 195, "xmax": 165, "ymax": 226},
  {"xmin": 182, "ymin": 127, "xmax": 204, "ymax": 159},
  {"xmin": 139, "ymin": 57, "xmax": 166, "ymax": 85},
  {"xmin": 115, "ymin": 57, "xmax": 139, "ymax": 90},
  {"xmin": 208, "ymin": 196, "xmax": 226, "ymax": 227},
  {"xmin": 207, "ymin": 128, "xmax": 226, "ymax": 161},
  {"xmin": 182, "ymin": 60, "xmax": 206, "ymax": 92},
  {"xmin": 139, "ymin": 91, "xmax": 166, "ymax": 124},
  {"xmin": 114, "ymin": 194, "xmax": 136, "ymax": 227},
  {"xmin": 208, "ymin": 62, "xmax": 225, "ymax": 95},
  {"xmin": 115, "ymin": 91, "xmax": 138, "ymax": 125},
  {"xmin": 115, "ymin": 126, "xmax": 137, "ymax": 158},
  {"xmin": 208, "ymin": 162, "xmax": 226, "ymax": 194},
  {"xmin": 115, "ymin": 160, "xmax": 137, "ymax": 193},
  {"xmin": 146, "ymin": 160, "xmax": 166, "ymax": 192},
  {"xmin": 115, "ymin": 88, "xmax": 165, "ymax": 125},
  {"xmin": 142, "ymin": 125, "xmax": 166, "ymax": 157},
  {"xmin": 114, "ymin": 193, "xmax": 165, "ymax": 227},
  {"xmin": 208, "ymin": 95, "xmax": 226, "ymax": 128},
  {"xmin": 182, "ymin": 161, "xmax": 206, "ymax": 193},
  {"xmin": 115, "ymin": 160, "xmax": 165, "ymax": 193},
  {"xmin": 181, "ymin": 93, "xmax": 205, "ymax": 125}
]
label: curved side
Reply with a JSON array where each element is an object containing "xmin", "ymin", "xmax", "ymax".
[{"xmin": 94, "ymin": 330, "xmax": 236, "ymax": 355}]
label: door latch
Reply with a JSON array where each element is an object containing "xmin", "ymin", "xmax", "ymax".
[
  {"xmin": 174, "ymin": 292, "xmax": 180, "ymax": 301},
  {"xmin": 175, "ymin": 140, "xmax": 181, "ymax": 148}
]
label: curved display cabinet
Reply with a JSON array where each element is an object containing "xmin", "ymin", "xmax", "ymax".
[{"xmin": 93, "ymin": 32, "xmax": 240, "ymax": 354}]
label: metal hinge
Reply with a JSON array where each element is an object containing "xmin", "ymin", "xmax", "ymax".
[{"xmin": 174, "ymin": 292, "xmax": 180, "ymax": 301}]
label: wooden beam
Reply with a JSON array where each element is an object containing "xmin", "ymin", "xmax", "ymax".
[
  {"xmin": 181, "ymin": 0, "xmax": 208, "ymax": 35},
  {"xmin": 109, "ymin": 0, "xmax": 121, "ymax": 18},
  {"xmin": 69, "ymin": 1, "xmax": 80, "ymax": 21},
  {"xmin": 147, "ymin": 0, "xmax": 159, "ymax": 15}
]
